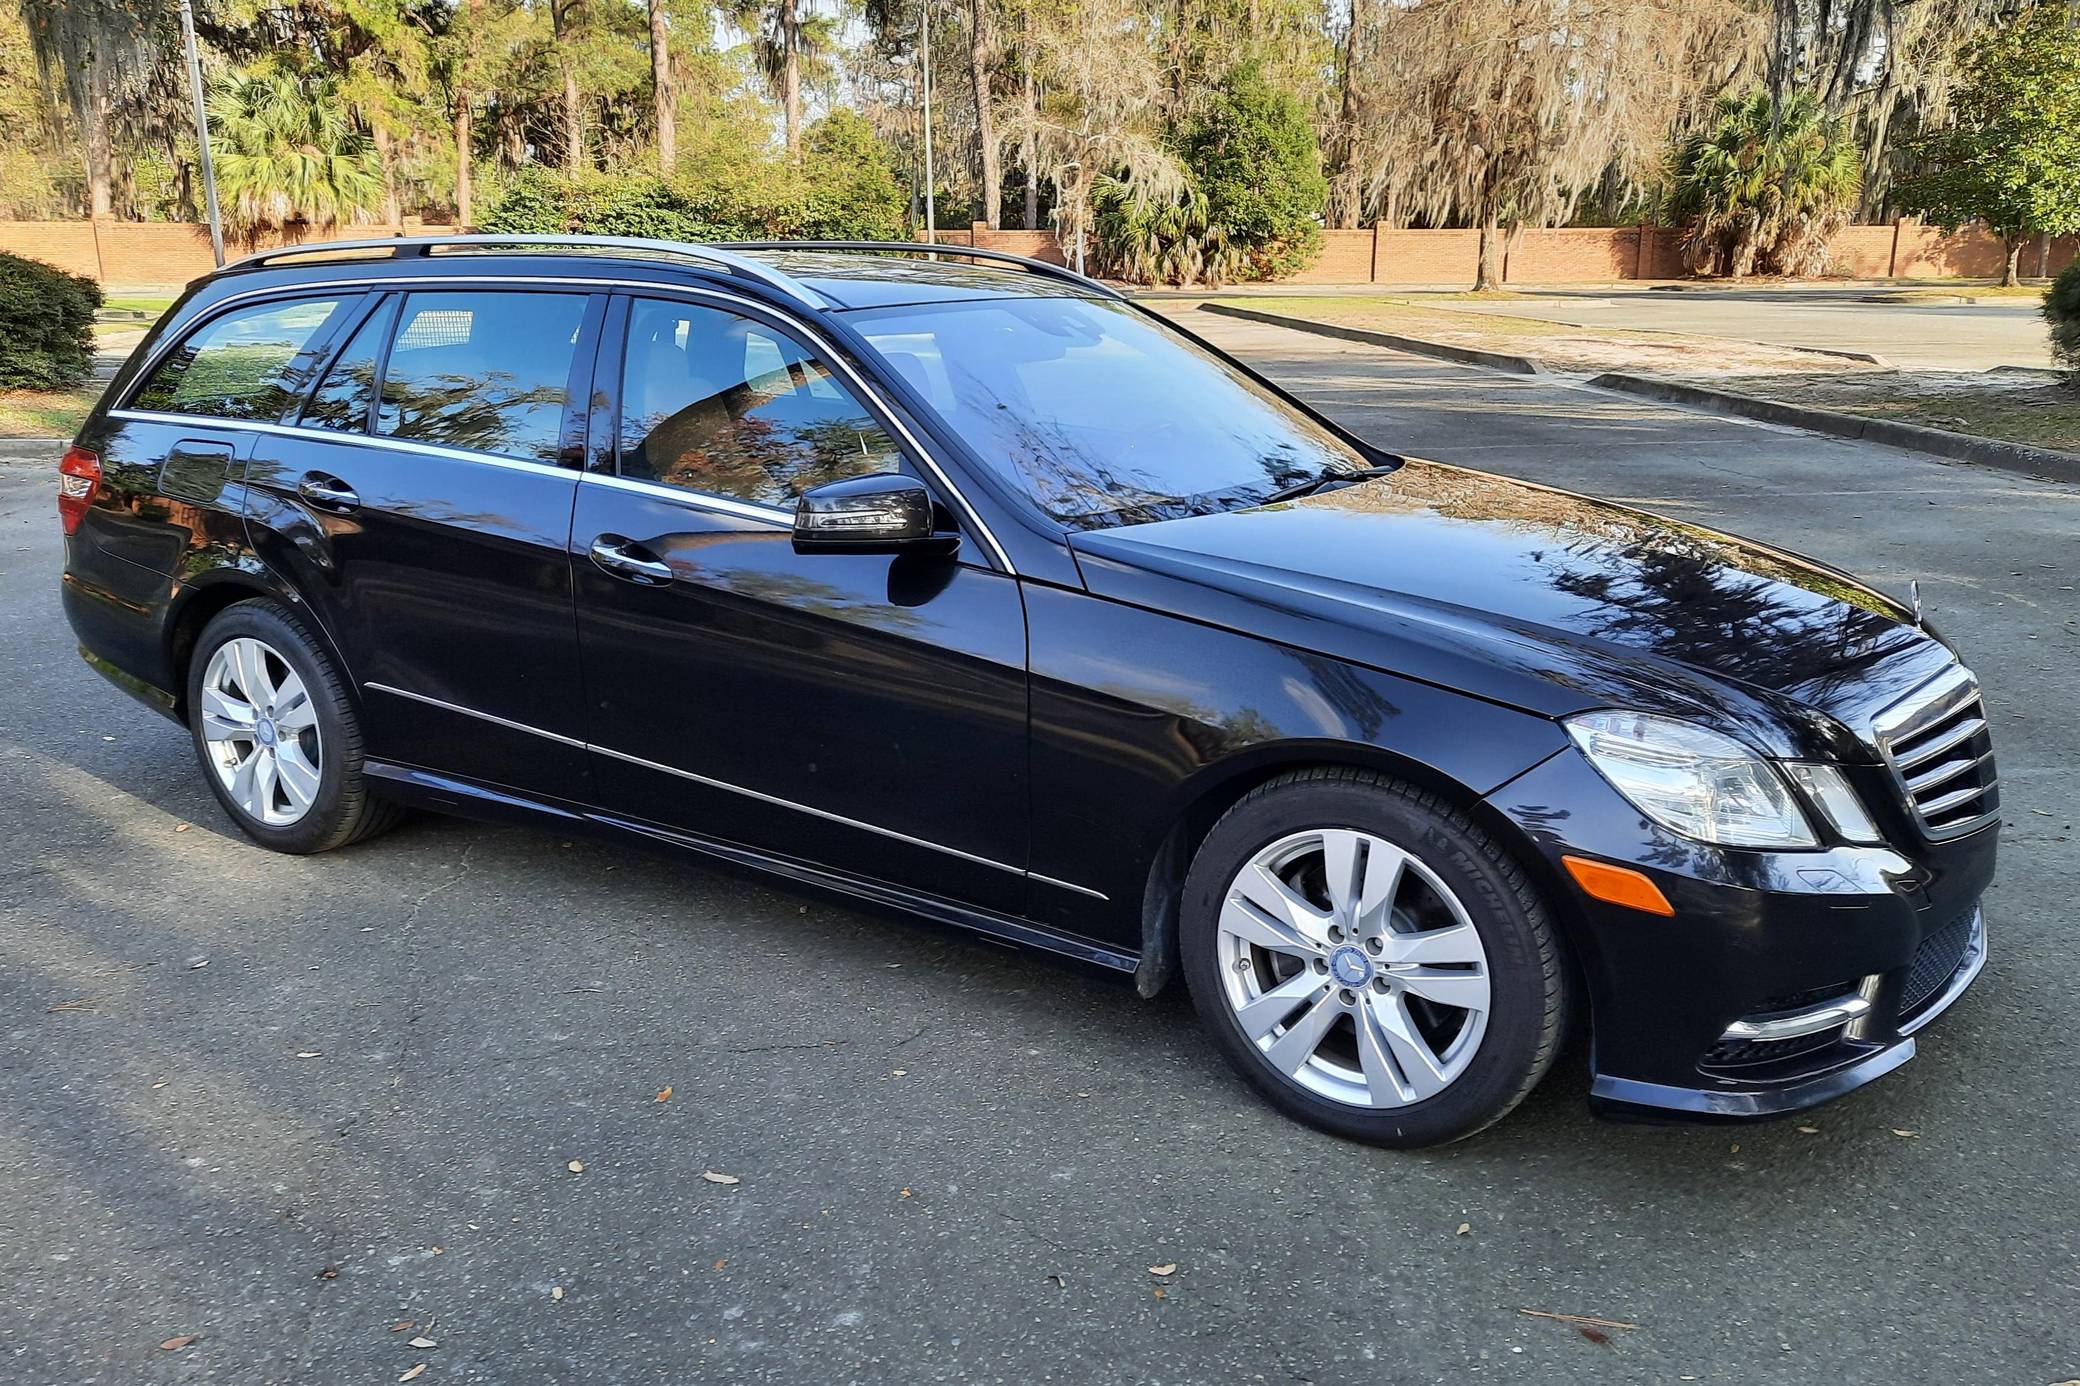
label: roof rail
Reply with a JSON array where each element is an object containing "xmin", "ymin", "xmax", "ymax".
[
  {"xmin": 716, "ymin": 240, "xmax": 1126, "ymax": 301},
  {"xmin": 219, "ymin": 234, "xmax": 828, "ymax": 308}
]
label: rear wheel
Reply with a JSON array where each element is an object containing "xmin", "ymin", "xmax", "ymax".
[
  {"xmin": 186, "ymin": 599, "xmax": 400, "ymax": 853},
  {"xmin": 1180, "ymin": 768, "xmax": 1567, "ymax": 1147}
]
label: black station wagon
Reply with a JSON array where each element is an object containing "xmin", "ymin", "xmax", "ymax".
[{"xmin": 59, "ymin": 236, "xmax": 1996, "ymax": 1146}]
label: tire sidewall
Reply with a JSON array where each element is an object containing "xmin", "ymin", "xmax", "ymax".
[
  {"xmin": 1180, "ymin": 776, "xmax": 1557, "ymax": 1147},
  {"xmin": 186, "ymin": 601, "xmax": 357, "ymax": 854}
]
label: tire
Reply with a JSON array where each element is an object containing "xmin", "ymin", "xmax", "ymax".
[
  {"xmin": 185, "ymin": 598, "xmax": 402, "ymax": 854},
  {"xmin": 1180, "ymin": 767, "xmax": 1568, "ymax": 1148}
]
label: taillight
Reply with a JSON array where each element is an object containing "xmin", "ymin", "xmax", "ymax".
[{"xmin": 57, "ymin": 445, "xmax": 100, "ymax": 536}]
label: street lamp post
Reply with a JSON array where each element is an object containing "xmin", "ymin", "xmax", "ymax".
[
  {"xmin": 920, "ymin": 0, "xmax": 935, "ymax": 249},
  {"xmin": 177, "ymin": 0, "xmax": 224, "ymax": 267}
]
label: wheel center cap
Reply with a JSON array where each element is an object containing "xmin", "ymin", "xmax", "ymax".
[
  {"xmin": 1328, "ymin": 944, "xmax": 1374, "ymax": 988},
  {"xmin": 256, "ymin": 718, "xmax": 277, "ymax": 747}
]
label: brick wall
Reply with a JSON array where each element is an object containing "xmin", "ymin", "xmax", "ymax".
[
  {"xmin": 10, "ymin": 217, "xmax": 2074, "ymax": 291},
  {"xmin": 0, "ymin": 219, "xmax": 465, "ymax": 290}
]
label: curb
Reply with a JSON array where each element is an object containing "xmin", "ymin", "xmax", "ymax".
[
  {"xmin": 0, "ymin": 437, "xmax": 63, "ymax": 462},
  {"xmin": 1588, "ymin": 372, "xmax": 2080, "ymax": 483},
  {"xmin": 1197, "ymin": 303, "xmax": 1547, "ymax": 375}
]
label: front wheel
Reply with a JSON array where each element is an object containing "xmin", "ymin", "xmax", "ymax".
[
  {"xmin": 186, "ymin": 599, "xmax": 400, "ymax": 853},
  {"xmin": 1180, "ymin": 768, "xmax": 1569, "ymax": 1148}
]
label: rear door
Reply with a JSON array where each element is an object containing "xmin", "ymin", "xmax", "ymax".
[
  {"xmin": 569, "ymin": 291, "xmax": 1032, "ymax": 914},
  {"xmin": 244, "ymin": 286, "xmax": 604, "ymax": 801}
]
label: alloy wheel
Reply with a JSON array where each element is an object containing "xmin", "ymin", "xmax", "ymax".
[
  {"xmin": 198, "ymin": 636, "xmax": 322, "ymax": 827},
  {"xmin": 1215, "ymin": 827, "xmax": 1491, "ymax": 1109}
]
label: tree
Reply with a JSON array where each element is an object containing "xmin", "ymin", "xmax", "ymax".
[
  {"xmin": 1899, "ymin": 5, "xmax": 2080, "ymax": 287},
  {"xmin": 650, "ymin": 0, "xmax": 674, "ymax": 171},
  {"xmin": 1177, "ymin": 63, "xmax": 1324, "ymax": 279},
  {"xmin": 17, "ymin": 0, "xmax": 156, "ymax": 216},
  {"xmin": 1345, "ymin": 0, "xmax": 1759, "ymax": 291},
  {"xmin": 1666, "ymin": 89, "xmax": 1861, "ymax": 278},
  {"xmin": 729, "ymin": 0, "xmax": 836, "ymax": 158},
  {"xmin": 967, "ymin": 0, "xmax": 1000, "ymax": 227},
  {"xmin": 208, "ymin": 66, "xmax": 382, "ymax": 231},
  {"xmin": 1324, "ymin": 0, "xmax": 1367, "ymax": 229}
]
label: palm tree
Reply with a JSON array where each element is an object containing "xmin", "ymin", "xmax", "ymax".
[
  {"xmin": 208, "ymin": 68, "xmax": 383, "ymax": 233},
  {"xmin": 1667, "ymin": 90, "xmax": 1862, "ymax": 279}
]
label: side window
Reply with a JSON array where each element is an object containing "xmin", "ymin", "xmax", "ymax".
[
  {"xmin": 618, "ymin": 298, "xmax": 904, "ymax": 507},
  {"xmin": 376, "ymin": 291, "xmax": 588, "ymax": 462},
  {"xmin": 131, "ymin": 296, "xmax": 351, "ymax": 421},
  {"xmin": 300, "ymin": 298, "xmax": 394, "ymax": 434}
]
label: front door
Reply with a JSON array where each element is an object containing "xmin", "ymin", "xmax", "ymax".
[
  {"xmin": 243, "ymin": 287, "xmax": 604, "ymax": 801},
  {"xmin": 570, "ymin": 292, "xmax": 1030, "ymax": 915}
]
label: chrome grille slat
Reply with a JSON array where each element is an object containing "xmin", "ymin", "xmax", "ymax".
[
  {"xmin": 1904, "ymin": 749, "xmax": 1993, "ymax": 796},
  {"xmin": 1871, "ymin": 666, "xmax": 1999, "ymax": 841},
  {"xmin": 1892, "ymin": 716, "xmax": 1987, "ymax": 771}
]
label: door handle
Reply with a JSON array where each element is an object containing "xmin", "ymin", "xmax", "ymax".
[
  {"xmin": 589, "ymin": 534, "xmax": 675, "ymax": 586},
  {"xmin": 297, "ymin": 473, "xmax": 360, "ymax": 513}
]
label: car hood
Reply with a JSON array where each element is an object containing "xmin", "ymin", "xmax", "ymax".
[{"xmin": 1066, "ymin": 459, "xmax": 1956, "ymax": 761}]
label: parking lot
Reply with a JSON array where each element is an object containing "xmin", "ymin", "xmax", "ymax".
[{"xmin": 2, "ymin": 312, "xmax": 2076, "ymax": 1384}]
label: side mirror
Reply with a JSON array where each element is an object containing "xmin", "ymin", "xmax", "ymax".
[{"xmin": 793, "ymin": 473, "xmax": 959, "ymax": 557}]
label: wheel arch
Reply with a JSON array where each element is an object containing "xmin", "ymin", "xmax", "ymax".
[
  {"xmin": 1131, "ymin": 739, "xmax": 1576, "ymax": 1003},
  {"xmin": 166, "ymin": 571, "xmax": 356, "ymax": 722}
]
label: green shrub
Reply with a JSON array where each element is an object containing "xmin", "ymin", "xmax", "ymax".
[
  {"xmin": 2044, "ymin": 262, "xmax": 2080, "ymax": 379},
  {"xmin": 0, "ymin": 252, "xmax": 102, "ymax": 390},
  {"xmin": 1176, "ymin": 64, "xmax": 1325, "ymax": 280},
  {"xmin": 480, "ymin": 119, "xmax": 906, "ymax": 245}
]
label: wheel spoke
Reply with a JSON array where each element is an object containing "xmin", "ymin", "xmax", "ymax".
[
  {"xmin": 1263, "ymin": 988, "xmax": 1344, "ymax": 1077},
  {"xmin": 1232, "ymin": 862, "xmax": 1334, "ymax": 947},
  {"xmin": 273, "ymin": 672, "xmax": 314, "ymax": 730},
  {"xmin": 251, "ymin": 749, "xmax": 280, "ymax": 818},
  {"xmin": 200, "ymin": 688, "xmax": 256, "ymax": 743},
  {"xmin": 1234, "ymin": 969, "xmax": 1326, "ymax": 1042},
  {"xmin": 1382, "ymin": 922, "xmax": 1484, "ymax": 967},
  {"xmin": 1391, "ymin": 966, "xmax": 1490, "ymax": 1013},
  {"xmin": 232, "ymin": 640, "xmax": 276, "ymax": 706},
  {"xmin": 1220, "ymin": 895, "xmax": 1320, "ymax": 957},
  {"xmin": 1369, "ymin": 993, "xmax": 1449, "ymax": 1101},
  {"xmin": 228, "ymin": 749, "xmax": 263, "ymax": 816},
  {"xmin": 274, "ymin": 741, "xmax": 320, "ymax": 810},
  {"xmin": 1320, "ymin": 829, "xmax": 1405, "ymax": 927}
]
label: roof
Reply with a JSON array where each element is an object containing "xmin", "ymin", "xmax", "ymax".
[{"xmin": 746, "ymin": 250, "xmax": 1094, "ymax": 310}]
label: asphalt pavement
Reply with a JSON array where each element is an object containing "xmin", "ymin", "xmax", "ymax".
[{"xmin": 2, "ymin": 314, "xmax": 2076, "ymax": 1385}]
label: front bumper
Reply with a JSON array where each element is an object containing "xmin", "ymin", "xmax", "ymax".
[{"xmin": 1486, "ymin": 751, "xmax": 1996, "ymax": 1122}]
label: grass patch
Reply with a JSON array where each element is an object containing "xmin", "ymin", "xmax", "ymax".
[
  {"xmin": 99, "ymin": 295, "xmax": 175, "ymax": 316},
  {"xmin": 0, "ymin": 384, "xmax": 99, "ymax": 438}
]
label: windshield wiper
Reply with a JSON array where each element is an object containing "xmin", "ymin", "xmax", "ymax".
[{"xmin": 1259, "ymin": 464, "xmax": 1399, "ymax": 506}]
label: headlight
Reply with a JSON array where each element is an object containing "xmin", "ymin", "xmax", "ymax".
[
  {"xmin": 1565, "ymin": 711, "xmax": 1817, "ymax": 848},
  {"xmin": 1781, "ymin": 763, "xmax": 1883, "ymax": 844}
]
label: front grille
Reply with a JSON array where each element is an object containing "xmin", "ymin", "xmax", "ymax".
[
  {"xmin": 1701, "ymin": 1030, "xmax": 1843, "ymax": 1071},
  {"xmin": 1872, "ymin": 665, "xmax": 1999, "ymax": 839},
  {"xmin": 1900, "ymin": 909, "xmax": 1979, "ymax": 1019}
]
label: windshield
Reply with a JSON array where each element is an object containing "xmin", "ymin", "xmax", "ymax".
[{"xmin": 848, "ymin": 296, "xmax": 1379, "ymax": 529}]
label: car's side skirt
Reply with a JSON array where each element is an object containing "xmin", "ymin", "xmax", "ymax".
[{"xmin": 363, "ymin": 761, "xmax": 1141, "ymax": 975}]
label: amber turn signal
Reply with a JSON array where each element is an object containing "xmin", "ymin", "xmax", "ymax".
[{"xmin": 1561, "ymin": 855, "xmax": 1675, "ymax": 917}]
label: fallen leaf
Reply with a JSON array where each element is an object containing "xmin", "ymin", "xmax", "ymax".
[
  {"xmin": 187, "ymin": 958, "xmax": 210, "ymax": 970},
  {"xmin": 1892, "ymin": 1128, "xmax": 1918, "ymax": 1138},
  {"xmin": 297, "ymin": 1052, "xmax": 322, "ymax": 1059},
  {"xmin": 1149, "ymin": 1263, "xmax": 1178, "ymax": 1276},
  {"xmin": 174, "ymin": 823, "xmax": 192, "ymax": 833},
  {"xmin": 151, "ymin": 1081, "xmax": 168, "ymax": 1090},
  {"xmin": 1152, "ymin": 1288, "xmax": 1165, "ymax": 1299},
  {"xmin": 713, "ymin": 1259, "xmax": 727, "ymax": 1270},
  {"xmin": 47, "ymin": 997, "xmax": 98, "ymax": 1013},
  {"xmin": 1579, "ymin": 1326, "xmax": 1612, "ymax": 1346},
  {"xmin": 899, "ymin": 1187, "xmax": 912, "ymax": 1198},
  {"xmin": 159, "ymin": 1335, "xmax": 198, "ymax": 1351},
  {"xmin": 1728, "ymin": 1143, "xmax": 1740, "ymax": 1154},
  {"xmin": 390, "ymin": 1320, "xmax": 414, "ymax": 1333},
  {"xmin": 654, "ymin": 1086, "xmax": 673, "ymax": 1103},
  {"xmin": 701, "ymin": 1170, "xmax": 740, "ymax": 1185},
  {"xmin": 567, "ymin": 1160, "xmax": 585, "ymax": 1174},
  {"xmin": 1797, "ymin": 1125, "xmax": 1819, "ymax": 1134},
  {"xmin": 408, "ymin": 1336, "xmax": 438, "ymax": 1349},
  {"xmin": 1455, "ymin": 1223, "xmax": 1471, "ymax": 1236},
  {"xmin": 1046, "ymin": 1273, "xmax": 1066, "ymax": 1289},
  {"xmin": 891, "ymin": 1068, "xmax": 907, "ymax": 1077},
  {"xmin": 317, "ymin": 1265, "xmax": 338, "ymax": 1280},
  {"xmin": 399, "ymin": 1366, "xmax": 427, "ymax": 1383},
  {"xmin": 550, "ymin": 1286, "xmax": 564, "ymax": 1301}
]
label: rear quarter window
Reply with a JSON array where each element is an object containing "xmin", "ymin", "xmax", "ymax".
[{"xmin": 131, "ymin": 296, "xmax": 353, "ymax": 421}]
